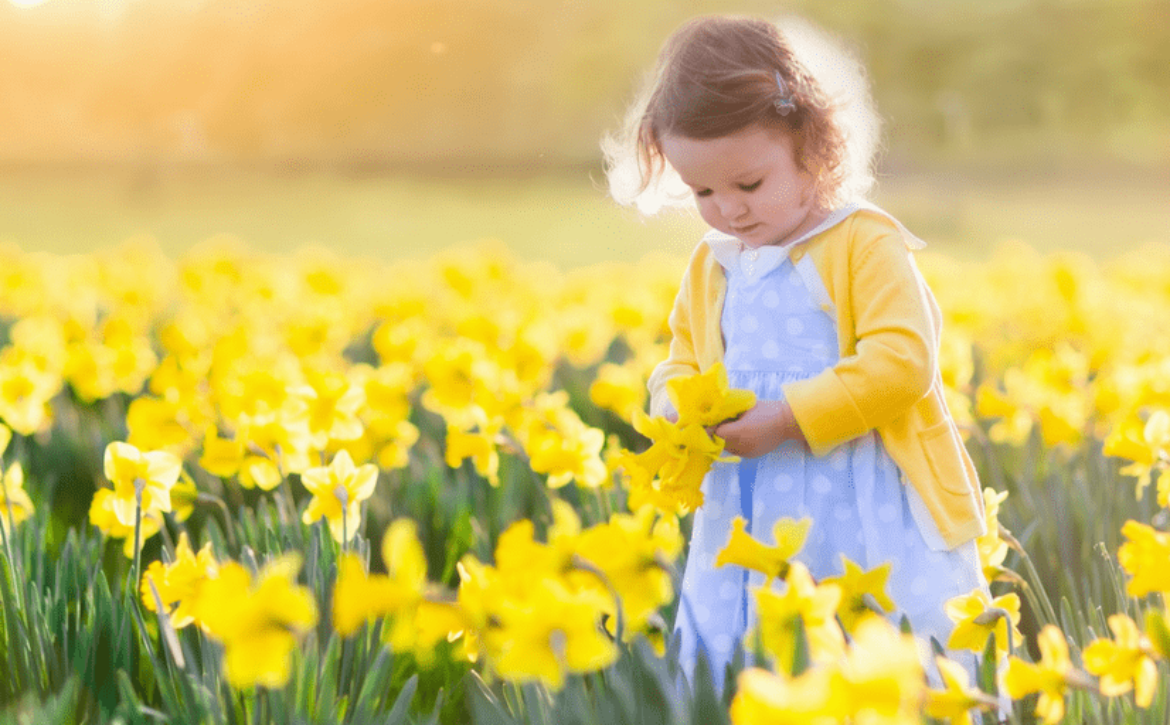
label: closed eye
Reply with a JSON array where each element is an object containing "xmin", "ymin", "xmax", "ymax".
[
  {"xmin": 738, "ymin": 179, "xmax": 763, "ymax": 192},
  {"xmin": 694, "ymin": 188, "xmax": 712, "ymax": 198}
]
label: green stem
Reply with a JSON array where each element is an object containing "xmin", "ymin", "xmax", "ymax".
[
  {"xmin": 1016, "ymin": 545, "xmax": 1060, "ymax": 628},
  {"xmin": 199, "ymin": 492, "xmax": 239, "ymax": 551},
  {"xmin": 0, "ymin": 508, "xmax": 23, "ymax": 612},
  {"xmin": 132, "ymin": 487, "xmax": 144, "ymax": 599}
]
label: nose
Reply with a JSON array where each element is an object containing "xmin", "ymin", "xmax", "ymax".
[{"xmin": 714, "ymin": 193, "xmax": 748, "ymax": 221}]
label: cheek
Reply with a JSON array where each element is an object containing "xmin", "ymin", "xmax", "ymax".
[{"xmin": 695, "ymin": 198, "xmax": 722, "ymax": 226}]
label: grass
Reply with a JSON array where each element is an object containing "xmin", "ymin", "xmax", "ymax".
[{"xmin": 0, "ymin": 164, "xmax": 1166, "ymax": 267}]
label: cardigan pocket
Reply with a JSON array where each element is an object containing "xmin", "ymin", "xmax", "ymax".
[{"xmin": 918, "ymin": 420, "xmax": 975, "ymax": 496}]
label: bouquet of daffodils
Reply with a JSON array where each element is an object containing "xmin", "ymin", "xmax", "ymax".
[{"xmin": 616, "ymin": 362, "xmax": 755, "ymax": 512}]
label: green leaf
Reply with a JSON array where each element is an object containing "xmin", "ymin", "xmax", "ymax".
[
  {"xmin": 384, "ymin": 673, "xmax": 418, "ymax": 723},
  {"xmin": 978, "ymin": 630, "xmax": 998, "ymax": 699}
]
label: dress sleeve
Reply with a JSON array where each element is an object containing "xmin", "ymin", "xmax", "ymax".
[
  {"xmin": 782, "ymin": 220, "xmax": 938, "ymax": 455},
  {"xmin": 646, "ymin": 259, "xmax": 703, "ymax": 418}
]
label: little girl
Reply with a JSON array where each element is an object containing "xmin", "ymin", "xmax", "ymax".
[{"xmin": 605, "ymin": 15, "xmax": 988, "ymax": 689}]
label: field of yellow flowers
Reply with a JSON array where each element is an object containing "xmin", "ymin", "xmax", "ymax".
[{"xmin": 2, "ymin": 236, "xmax": 1170, "ymax": 724}]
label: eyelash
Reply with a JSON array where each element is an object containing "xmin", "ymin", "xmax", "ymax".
[{"xmin": 695, "ymin": 180, "xmax": 762, "ymax": 197}]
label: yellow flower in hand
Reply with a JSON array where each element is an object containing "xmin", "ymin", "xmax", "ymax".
[
  {"xmin": 620, "ymin": 411, "xmax": 725, "ymax": 511},
  {"xmin": 103, "ymin": 441, "xmax": 182, "ymax": 527},
  {"xmin": 1004, "ymin": 625, "xmax": 1075, "ymax": 725},
  {"xmin": 667, "ymin": 361, "xmax": 755, "ymax": 427},
  {"xmin": 716, "ymin": 515, "xmax": 811, "ymax": 584},
  {"xmin": 1082, "ymin": 614, "xmax": 1159, "ymax": 707},
  {"xmin": 300, "ymin": 449, "xmax": 378, "ymax": 543}
]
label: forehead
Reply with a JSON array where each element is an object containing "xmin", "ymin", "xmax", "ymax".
[{"xmin": 662, "ymin": 125, "xmax": 795, "ymax": 184}]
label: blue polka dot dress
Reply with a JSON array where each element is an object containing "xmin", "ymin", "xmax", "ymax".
[{"xmin": 671, "ymin": 210, "xmax": 985, "ymax": 692}]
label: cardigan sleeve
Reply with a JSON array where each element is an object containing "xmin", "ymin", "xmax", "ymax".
[
  {"xmin": 646, "ymin": 252, "xmax": 705, "ymax": 418},
  {"xmin": 783, "ymin": 219, "xmax": 938, "ymax": 455}
]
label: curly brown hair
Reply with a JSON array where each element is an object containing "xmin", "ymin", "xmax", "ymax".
[{"xmin": 633, "ymin": 16, "xmax": 850, "ymax": 209}]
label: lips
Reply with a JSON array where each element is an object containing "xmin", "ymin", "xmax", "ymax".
[{"xmin": 731, "ymin": 223, "xmax": 760, "ymax": 234}]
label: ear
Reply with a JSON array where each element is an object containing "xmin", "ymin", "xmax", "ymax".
[{"xmin": 799, "ymin": 169, "xmax": 821, "ymax": 208}]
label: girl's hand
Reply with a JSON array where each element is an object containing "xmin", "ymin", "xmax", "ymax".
[{"xmin": 712, "ymin": 400, "xmax": 804, "ymax": 458}]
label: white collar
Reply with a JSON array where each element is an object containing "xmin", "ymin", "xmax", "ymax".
[{"xmin": 703, "ymin": 201, "xmax": 924, "ymax": 276}]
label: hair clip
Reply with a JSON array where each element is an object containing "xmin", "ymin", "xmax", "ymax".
[{"xmin": 773, "ymin": 70, "xmax": 797, "ymax": 116}]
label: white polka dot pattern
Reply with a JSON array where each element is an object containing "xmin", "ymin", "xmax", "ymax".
[{"xmin": 673, "ymin": 248, "xmax": 986, "ymax": 695}]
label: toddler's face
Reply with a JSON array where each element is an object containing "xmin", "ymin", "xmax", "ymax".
[{"xmin": 662, "ymin": 124, "xmax": 822, "ymax": 249}]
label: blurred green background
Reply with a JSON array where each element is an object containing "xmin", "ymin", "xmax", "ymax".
[{"xmin": 1, "ymin": 0, "xmax": 1167, "ymax": 266}]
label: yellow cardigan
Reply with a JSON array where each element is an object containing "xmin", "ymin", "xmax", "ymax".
[{"xmin": 648, "ymin": 209, "xmax": 985, "ymax": 549}]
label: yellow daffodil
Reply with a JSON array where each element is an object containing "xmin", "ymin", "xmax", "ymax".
[
  {"xmin": 486, "ymin": 576, "xmax": 618, "ymax": 690},
  {"xmin": 0, "ymin": 425, "xmax": 33, "ymax": 533},
  {"xmin": 715, "ymin": 515, "xmax": 811, "ymax": 584},
  {"xmin": 619, "ymin": 410, "xmax": 726, "ymax": 512},
  {"xmin": 924, "ymin": 656, "xmax": 988, "ymax": 725},
  {"xmin": 1117, "ymin": 520, "xmax": 1170, "ymax": 597},
  {"xmin": 974, "ymin": 380, "xmax": 1033, "ymax": 447},
  {"xmin": 65, "ymin": 315, "xmax": 158, "ymax": 403},
  {"xmin": 1158, "ymin": 469, "xmax": 1170, "ymax": 509},
  {"xmin": 820, "ymin": 556, "xmax": 895, "ymax": 633},
  {"xmin": 455, "ymin": 515, "xmax": 623, "ymax": 689},
  {"xmin": 667, "ymin": 361, "xmax": 756, "ymax": 427},
  {"xmin": 975, "ymin": 487, "xmax": 1012, "ymax": 582},
  {"xmin": 521, "ymin": 403, "xmax": 608, "ymax": 489},
  {"xmin": 570, "ymin": 506, "xmax": 683, "ymax": 636},
  {"xmin": 945, "ymin": 588, "xmax": 1022, "ymax": 659},
  {"xmin": 332, "ymin": 520, "xmax": 463, "ymax": 664},
  {"xmin": 833, "ymin": 616, "xmax": 925, "ymax": 722},
  {"xmin": 300, "ymin": 449, "xmax": 378, "ymax": 543},
  {"xmin": 195, "ymin": 555, "xmax": 318, "ymax": 690},
  {"xmin": 199, "ymin": 426, "xmax": 245, "ymax": 478},
  {"xmin": 140, "ymin": 532, "xmax": 218, "ymax": 628},
  {"xmin": 1082, "ymin": 614, "xmax": 1159, "ymax": 707},
  {"xmin": 754, "ymin": 561, "xmax": 845, "ymax": 669},
  {"xmin": 102, "ymin": 441, "xmax": 183, "ymax": 527},
  {"xmin": 421, "ymin": 340, "xmax": 489, "ymax": 424},
  {"xmin": 285, "ymin": 368, "xmax": 365, "ymax": 450},
  {"xmin": 88, "ymin": 488, "xmax": 163, "ymax": 557},
  {"xmin": 332, "ymin": 553, "xmax": 396, "ymax": 637},
  {"xmin": 0, "ymin": 354, "xmax": 58, "ymax": 436},
  {"xmin": 729, "ymin": 667, "xmax": 838, "ymax": 725},
  {"xmin": 445, "ymin": 422, "xmax": 501, "ymax": 486},
  {"xmin": 378, "ymin": 519, "xmax": 458, "ymax": 661},
  {"xmin": 1105, "ymin": 410, "xmax": 1170, "ymax": 500},
  {"xmin": 351, "ymin": 362, "xmax": 419, "ymax": 470},
  {"xmin": 1004, "ymin": 625, "xmax": 1075, "ymax": 725},
  {"xmin": 589, "ymin": 362, "xmax": 647, "ymax": 421},
  {"xmin": 126, "ymin": 396, "xmax": 197, "ymax": 454},
  {"xmin": 0, "ymin": 460, "xmax": 33, "ymax": 534}
]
